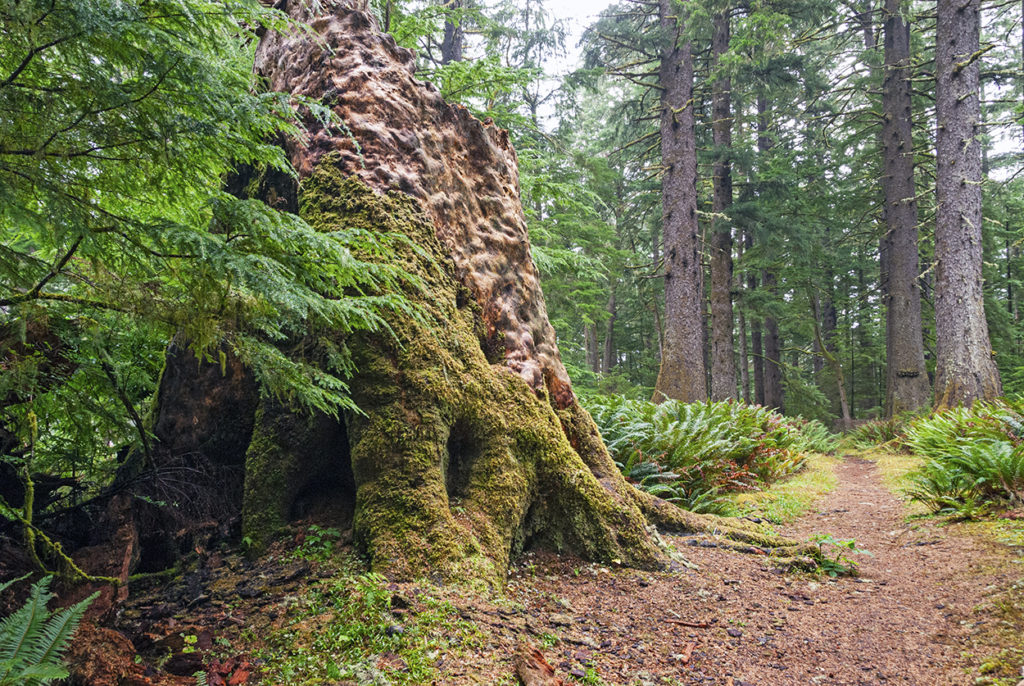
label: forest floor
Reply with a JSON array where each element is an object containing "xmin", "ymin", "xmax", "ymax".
[{"xmin": 109, "ymin": 453, "xmax": 1024, "ymax": 686}]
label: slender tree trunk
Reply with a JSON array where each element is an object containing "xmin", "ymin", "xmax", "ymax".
[
  {"xmin": 440, "ymin": 0, "xmax": 465, "ymax": 65},
  {"xmin": 882, "ymin": 0, "xmax": 931, "ymax": 416},
  {"xmin": 821, "ymin": 280, "xmax": 839, "ymax": 410},
  {"xmin": 738, "ymin": 308, "xmax": 749, "ymax": 402},
  {"xmin": 746, "ymin": 230, "xmax": 765, "ymax": 405},
  {"xmin": 653, "ymin": 0, "xmax": 705, "ymax": 402},
  {"xmin": 763, "ymin": 270, "xmax": 784, "ymax": 411},
  {"xmin": 812, "ymin": 293, "xmax": 853, "ymax": 429},
  {"xmin": 585, "ymin": 324, "xmax": 600, "ymax": 372},
  {"xmin": 602, "ymin": 289, "xmax": 617, "ymax": 372},
  {"xmin": 737, "ymin": 238, "xmax": 750, "ymax": 402},
  {"xmin": 710, "ymin": 9, "xmax": 736, "ymax": 401},
  {"xmin": 757, "ymin": 95, "xmax": 783, "ymax": 411},
  {"xmin": 934, "ymin": 0, "xmax": 1002, "ymax": 407}
]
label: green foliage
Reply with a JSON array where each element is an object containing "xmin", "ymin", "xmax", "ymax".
[
  {"xmin": 585, "ymin": 395, "xmax": 835, "ymax": 514},
  {"xmin": 292, "ymin": 525, "xmax": 342, "ymax": 563},
  {"xmin": 732, "ymin": 452, "xmax": 840, "ymax": 523},
  {"xmin": 0, "ymin": 576, "xmax": 96, "ymax": 686},
  {"xmin": 903, "ymin": 403, "xmax": 1024, "ymax": 516},
  {"xmin": 1, "ymin": 1, "xmax": 417, "ymax": 511},
  {"xmin": 808, "ymin": 534, "xmax": 870, "ymax": 577},
  {"xmin": 787, "ymin": 417, "xmax": 840, "ymax": 455},
  {"xmin": 258, "ymin": 572, "xmax": 481, "ymax": 685},
  {"xmin": 842, "ymin": 412, "xmax": 921, "ymax": 450}
]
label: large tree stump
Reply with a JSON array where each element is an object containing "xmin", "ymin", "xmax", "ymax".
[{"xmin": 142, "ymin": 0, "xmax": 801, "ymax": 585}]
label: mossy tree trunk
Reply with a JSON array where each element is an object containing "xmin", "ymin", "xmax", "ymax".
[{"xmin": 142, "ymin": 0, "xmax": 800, "ymax": 586}]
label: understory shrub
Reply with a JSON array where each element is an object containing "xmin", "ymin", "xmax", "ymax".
[
  {"xmin": 584, "ymin": 396, "xmax": 836, "ymax": 514},
  {"xmin": 0, "ymin": 576, "xmax": 95, "ymax": 686},
  {"xmin": 903, "ymin": 400, "xmax": 1024, "ymax": 516},
  {"xmin": 842, "ymin": 412, "xmax": 920, "ymax": 450}
]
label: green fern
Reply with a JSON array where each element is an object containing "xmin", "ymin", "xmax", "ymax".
[
  {"xmin": 0, "ymin": 576, "xmax": 97, "ymax": 686},
  {"xmin": 584, "ymin": 395, "xmax": 831, "ymax": 515}
]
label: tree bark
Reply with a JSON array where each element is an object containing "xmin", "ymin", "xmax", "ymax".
[
  {"xmin": 602, "ymin": 289, "xmax": 617, "ymax": 372},
  {"xmin": 934, "ymin": 0, "xmax": 1002, "ymax": 407},
  {"xmin": 440, "ymin": 0, "xmax": 465, "ymax": 65},
  {"xmin": 585, "ymin": 324, "xmax": 600, "ymax": 372},
  {"xmin": 653, "ymin": 0, "xmax": 705, "ymax": 403},
  {"xmin": 709, "ymin": 9, "xmax": 736, "ymax": 401},
  {"xmin": 745, "ymin": 231, "xmax": 765, "ymax": 405},
  {"xmin": 762, "ymin": 269, "xmax": 784, "ymax": 412},
  {"xmin": 757, "ymin": 95, "xmax": 783, "ymax": 411},
  {"xmin": 882, "ymin": 0, "xmax": 930, "ymax": 416}
]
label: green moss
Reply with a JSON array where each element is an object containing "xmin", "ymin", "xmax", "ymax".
[
  {"xmin": 241, "ymin": 155, "xmax": 800, "ymax": 585},
  {"xmin": 249, "ymin": 157, "xmax": 665, "ymax": 583},
  {"xmin": 243, "ymin": 399, "xmax": 346, "ymax": 550}
]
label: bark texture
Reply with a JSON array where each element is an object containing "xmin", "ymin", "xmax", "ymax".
[
  {"xmin": 882, "ymin": 0, "xmax": 930, "ymax": 416},
  {"xmin": 709, "ymin": 9, "xmax": 736, "ymax": 401},
  {"xmin": 653, "ymin": 0, "xmax": 706, "ymax": 403},
  {"xmin": 934, "ymin": 0, "xmax": 1002, "ymax": 408},
  {"xmin": 762, "ymin": 270, "xmax": 783, "ymax": 411},
  {"xmin": 747, "ymin": 231, "xmax": 765, "ymax": 405}
]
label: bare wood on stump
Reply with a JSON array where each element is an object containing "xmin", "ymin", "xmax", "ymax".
[{"xmin": 139, "ymin": 0, "xmax": 805, "ymax": 586}]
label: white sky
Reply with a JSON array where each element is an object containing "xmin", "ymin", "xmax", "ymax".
[{"xmin": 547, "ymin": 0, "xmax": 613, "ymax": 67}]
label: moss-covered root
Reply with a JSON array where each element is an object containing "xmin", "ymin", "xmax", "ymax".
[
  {"xmin": 242, "ymin": 398, "xmax": 347, "ymax": 550},
  {"xmin": 238, "ymin": 160, "xmax": 668, "ymax": 585},
  {"xmin": 634, "ymin": 485, "xmax": 812, "ymax": 551}
]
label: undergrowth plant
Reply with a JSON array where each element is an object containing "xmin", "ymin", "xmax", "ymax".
[
  {"xmin": 0, "ymin": 576, "xmax": 96, "ymax": 686},
  {"xmin": 809, "ymin": 534, "xmax": 870, "ymax": 577},
  {"xmin": 584, "ymin": 396, "xmax": 836, "ymax": 514},
  {"xmin": 842, "ymin": 412, "xmax": 920, "ymax": 450},
  {"xmin": 901, "ymin": 400, "xmax": 1024, "ymax": 517}
]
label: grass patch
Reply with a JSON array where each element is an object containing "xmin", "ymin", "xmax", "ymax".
[
  {"xmin": 730, "ymin": 452, "xmax": 840, "ymax": 523},
  {"xmin": 963, "ymin": 517, "xmax": 1024, "ymax": 548}
]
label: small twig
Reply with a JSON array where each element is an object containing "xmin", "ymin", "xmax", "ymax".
[{"xmin": 664, "ymin": 618, "xmax": 710, "ymax": 628}]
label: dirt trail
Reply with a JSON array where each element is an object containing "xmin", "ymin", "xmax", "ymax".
[{"xmin": 491, "ymin": 456, "xmax": 1023, "ymax": 685}]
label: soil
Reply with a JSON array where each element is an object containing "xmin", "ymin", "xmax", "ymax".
[{"xmin": 88, "ymin": 455, "xmax": 1024, "ymax": 685}]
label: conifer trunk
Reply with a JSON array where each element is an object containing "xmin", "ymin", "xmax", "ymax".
[
  {"xmin": 440, "ymin": 0, "xmax": 465, "ymax": 65},
  {"xmin": 603, "ymin": 290, "xmax": 617, "ymax": 372},
  {"xmin": 746, "ymin": 230, "xmax": 765, "ymax": 405},
  {"xmin": 757, "ymin": 95, "xmax": 783, "ymax": 411},
  {"xmin": 709, "ymin": 9, "xmax": 736, "ymax": 401},
  {"xmin": 882, "ymin": 0, "xmax": 930, "ymax": 416},
  {"xmin": 653, "ymin": 0, "xmax": 705, "ymax": 403},
  {"xmin": 934, "ymin": 0, "xmax": 1001, "ymax": 407}
]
